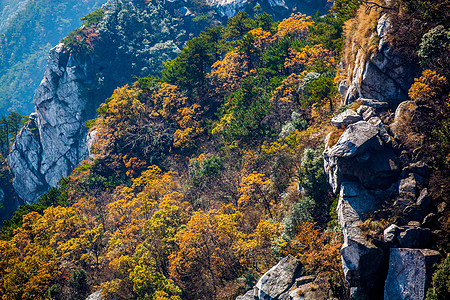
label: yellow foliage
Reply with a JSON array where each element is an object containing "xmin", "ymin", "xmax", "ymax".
[
  {"xmin": 285, "ymin": 45, "xmax": 335, "ymax": 73},
  {"xmin": 248, "ymin": 27, "xmax": 275, "ymax": 50},
  {"xmin": 173, "ymin": 103, "xmax": 204, "ymax": 149},
  {"xmin": 207, "ymin": 51, "xmax": 249, "ymax": 94},
  {"xmin": 276, "ymin": 13, "xmax": 314, "ymax": 40},
  {"xmin": 272, "ymin": 73, "xmax": 305, "ymax": 103},
  {"xmin": 152, "ymin": 83, "xmax": 187, "ymax": 120},
  {"xmin": 101, "ymin": 279, "xmax": 123, "ymax": 300},
  {"xmin": 238, "ymin": 172, "xmax": 271, "ymax": 208},
  {"xmin": 102, "ymin": 85, "xmax": 144, "ymax": 130},
  {"xmin": 408, "ymin": 69, "xmax": 447, "ymax": 103}
]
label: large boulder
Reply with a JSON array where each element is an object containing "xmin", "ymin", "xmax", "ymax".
[
  {"xmin": 384, "ymin": 248, "xmax": 440, "ymax": 300},
  {"xmin": 255, "ymin": 255, "xmax": 302, "ymax": 300},
  {"xmin": 324, "ymin": 121, "xmax": 400, "ymax": 193}
]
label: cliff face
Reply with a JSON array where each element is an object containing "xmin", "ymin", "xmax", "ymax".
[
  {"xmin": 340, "ymin": 14, "xmax": 419, "ymax": 106},
  {"xmin": 8, "ymin": 44, "xmax": 98, "ymax": 204}
]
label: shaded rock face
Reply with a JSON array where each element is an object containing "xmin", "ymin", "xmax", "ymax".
[
  {"xmin": 342, "ymin": 14, "xmax": 418, "ymax": 106},
  {"xmin": 384, "ymin": 248, "xmax": 440, "ymax": 300},
  {"xmin": 337, "ymin": 182, "xmax": 385, "ymax": 294},
  {"xmin": 8, "ymin": 44, "xmax": 101, "ymax": 204}
]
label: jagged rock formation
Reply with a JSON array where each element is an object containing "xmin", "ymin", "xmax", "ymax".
[
  {"xmin": 324, "ymin": 97, "xmax": 442, "ymax": 298},
  {"xmin": 8, "ymin": 44, "xmax": 99, "ymax": 204},
  {"xmin": 341, "ymin": 14, "xmax": 419, "ymax": 106},
  {"xmin": 324, "ymin": 101, "xmax": 399, "ymax": 297}
]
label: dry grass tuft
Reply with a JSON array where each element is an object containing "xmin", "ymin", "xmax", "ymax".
[{"xmin": 341, "ymin": 1, "xmax": 383, "ymax": 84}]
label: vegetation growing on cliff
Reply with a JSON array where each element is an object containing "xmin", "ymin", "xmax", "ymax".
[{"xmin": 0, "ymin": 0, "xmax": 107, "ymax": 115}]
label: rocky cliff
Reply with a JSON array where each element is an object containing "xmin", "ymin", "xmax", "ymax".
[
  {"xmin": 234, "ymin": 11, "xmax": 445, "ymax": 300},
  {"xmin": 324, "ymin": 13, "xmax": 442, "ymax": 300},
  {"xmin": 339, "ymin": 14, "xmax": 419, "ymax": 107},
  {"xmin": 8, "ymin": 44, "xmax": 101, "ymax": 204},
  {"xmin": 205, "ymin": 0, "xmax": 329, "ymax": 19}
]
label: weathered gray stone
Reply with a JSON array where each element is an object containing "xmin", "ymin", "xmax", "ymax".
[
  {"xmin": 416, "ymin": 188, "xmax": 431, "ymax": 210},
  {"xmin": 255, "ymin": 255, "xmax": 302, "ymax": 300},
  {"xmin": 362, "ymin": 107, "xmax": 376, "ymax": 121},
  {"xmin": 343, "ymin": 14, "xmax": 418, "ymax": 106},
  {"xmin": 384, "ymin": 248, "xmax": 440, "ymax": 300},
  {"xmin": 8, "ymin": 43, "xmax": 98, "ymax": 204},
  {"xmin": 85, "ymin": 290, "xmax": 103, "ymax": 300},
  {"xmin": 398, "ymin": 174, "xmax": 418, "ymax": 201},
  {"xmin": 389, "ymin": 101, "xmax": 418, "ymax": 139},
  {"xmin": 356, "ymin": 105, "xmax": 369, "ymax": 115},
  {"xmin": 337, "ymin": 182, "xmax": 384, "ymax": 294},
  {"xmin": 338, "ymin": 80, "xmax": 348, "ymax": 98},
  {"xmin": 288, "ymin": 279, "xmax": 328, "ymax": 300},
  {"xmin": 331, "ymin": 109, "xmax": 362, "ymax": 127},
  {"xmin": 324, "ymin": 121, "xmax": 400, "ymax": 193},
  {"xmin": 236, "ymin": 288, "xmax": 256, "ymax": 300},
  {"xmin": 384, "ymin": 224, "xmax": 400, "ymax": 243}
]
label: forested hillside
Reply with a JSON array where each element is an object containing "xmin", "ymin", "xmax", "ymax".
[
  {"xmin": 0, "ymin": 0, "xmax": 449, "ymax": 299},
  {"xmin": 0, "ymin": 0, "xmax": 28, "ymax": 33}
]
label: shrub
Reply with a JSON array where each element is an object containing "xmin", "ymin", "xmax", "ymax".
[
  {"xmin": 426, "ymin": 255, "xmax": 450, "ymax": 300},
  {"xmin": 418, "ymin": 25, "xmax": 450, "ymax": 76},
  {"xmin": 408, "ymin": 70, "xmax": 447, "ymax": 104}
]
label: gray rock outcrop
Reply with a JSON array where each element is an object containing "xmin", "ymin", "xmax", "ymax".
[
  {"xmin": 337, "ymin": 182, "xmax": 384, "ymax": 295},
  {"xmin": 342, "ymin": 14, "xmax": 418, "ymax": 105},
  {"xmin": 331, "ymin": 109, "xmax": 362, "ymax": 127},
  {"xmin": 255, "ymin": 254, "xmax": 302, "ymax": 299},
  {"xmin": 8, "ymin": 43, "xmax": 97, "ymax": 204},
  {"xmin": 85, "ymin": 290, "xmax": 103, "ymax": 300},
  {"xmin": 324, "ymin": 120, "xmax": 400, "ymax": 194},
  {"xmin": 384, "ymin": 248, "xmax": 440, "ymax": 300},
  {"xmin": 235, "ymin": 256, "xmax": 331, "ymax": 300},
  {"xmin": 324, "ymin": 103, "xmax": 402, "ymax": 298}
]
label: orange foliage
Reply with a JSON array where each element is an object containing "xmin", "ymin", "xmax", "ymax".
[
  {"xmin": 279, "ymin": 221, "xmax": 342, "ymax": 279},
  {"xmin": 248, "ymin": 28, "xmax": 275, "ymax": 51}
]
